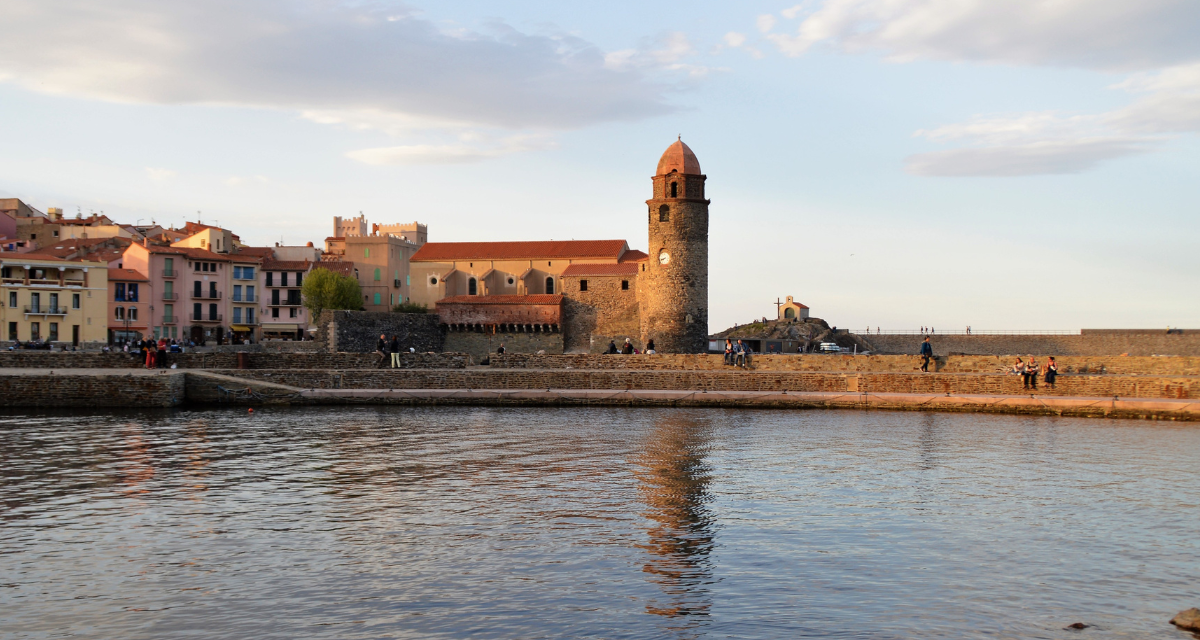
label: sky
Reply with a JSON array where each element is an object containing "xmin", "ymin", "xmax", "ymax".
[{"xmin": 0, "ymin": 0, "xmax": 1197, "ymax": 332}]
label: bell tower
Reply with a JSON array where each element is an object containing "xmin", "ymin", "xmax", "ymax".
[{"xmin": 639, "ymin": 137, "xmax": 709, "ymax": 353}]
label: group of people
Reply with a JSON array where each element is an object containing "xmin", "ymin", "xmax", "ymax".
[
  {"xmin": 124, "ymin": 337, "xmax": 185, "ymax": 369},
  {"xmin": 376, "ymin": 333, "xmax": 416, "ymax": 367},
  {"xmin": 605, "ymin": 338, "xmax": 656, "ymax": 354},
  {"xmin": 723, "ymin": 339, "xmax": 753, "ymax": 368},
  {"xmin": 1011, "ymin": 356, "xmax": 1058, "ymax": 390}
]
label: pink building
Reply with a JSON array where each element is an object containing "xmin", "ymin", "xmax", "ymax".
[
  {"xmin": 261, "ymin": 259, "xmax": 312, "ymax": 339},
  {"xmin": 107, "ymin": 268, "xmax": 150, "ymax": 344},
  {"xmin": 121, "ymin": 242, "xmax": 234, "ymax": 344}
]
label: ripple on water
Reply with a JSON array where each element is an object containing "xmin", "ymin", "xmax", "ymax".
[{"xmin": 1, "ymin": 407, "xmax": 1198, "ymax": 639}]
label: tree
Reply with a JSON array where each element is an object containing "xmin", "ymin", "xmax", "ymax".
[
  {"xmin": 302, "ymin": 267, "xmax": 362, "ymax": 319},
  {"xmin": 392, "ymin": 301, "xmax": 428, "ymax": 313}
]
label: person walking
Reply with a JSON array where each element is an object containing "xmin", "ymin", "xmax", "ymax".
[
  {"xmin": 389, "ymin": 335, "xmax": 401, "ymax": 368},
  {"xmin": 1045, "ymin": 356, "xmax": 1058, "ymax": 390},
  {"xmin": 376, "ymin": 333, "xmax": 388, "ymax": 368},
  {"xmin": 1027, "ymin": 357, "xmax": 1040, "ymax": 391},
  {"xmin": 919, "ymin": 337, "xmax": 933, "ymax": 372},
  {"xmin": 157, "ymin": 337, "xmax": 167, "ymax": 369},
  {"xmin": 724, "ymin": 339, "xmax": 733, "ymax": 366}
]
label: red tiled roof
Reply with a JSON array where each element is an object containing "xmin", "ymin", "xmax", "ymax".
[
  {"xmin": 263, "ymin": 260, "xmax": 312, "ymax": 271},
  {"xmin": 149, "ymin": 245, "xmax": 230, "ymax": 261},
  {"xmin": 0, "ymin": 252, "xmax": 97, "ymax": 264},
  {"xmin": 438, "ymin": 294, "xmax": 564, "ymax": 305},
  {"xmin": 561, "ymin": 262, "xmax": 640, "ymax": 277},
  {"xmin": 313, "ymin": 261, "xmax": 355, "ymax": 277},
  {"xmin": 412, "ymin": 240, "xmax": 628, "ymax": 262},
  {"xmin": 108, "ymin": 268, "xmax": 149, "ymax": 282},
  {"xmin": 232, "ymin": 246, "xmax": 275, "ymax": 259},
  {"xmin": 619, "ymin": 249, "xmax": 648, "ymax": 263}
]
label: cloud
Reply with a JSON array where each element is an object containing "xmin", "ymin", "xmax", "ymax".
[
  {"xmin": 346, "ymin": 135, "xmax": 555, "ymax": 165},
  {"xmin": 906, "ymin": 63, "xmax": 1200, "ymax": 176},
  {"xmin": 0, "ymin": 0, "xmax": 678, "ymax": 139},
  {"xmin": 723, "ymin": 32, "xmax": 747, "ymax": 48},
  {"xmin": 762, "ymin": 0, "xmax": 1200, "ymax": 71},
  {"xmin": 225, "ymin": 175, "xmax": 268, "ymax": 186},
  {"xmin": 605, "ymin": 32, "xmax": 711, "ymax": 78},
  {"xmin": 144, "ymin": 167, "xmax": 175, "ymax": 180}
]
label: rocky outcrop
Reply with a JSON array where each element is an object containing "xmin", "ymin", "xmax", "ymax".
[{"xmin": 1171, "ymin": 608, "xmax": 1200, "ymax": 632}]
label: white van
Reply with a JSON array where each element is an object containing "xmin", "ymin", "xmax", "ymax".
[{"xmin": 818, "ymin": 342, "xmax": 841, "ymax": 353}]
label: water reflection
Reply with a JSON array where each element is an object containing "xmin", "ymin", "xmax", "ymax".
[{"xmin": 634, "ymin": 414, "xmax": 716, "ymax": 634}]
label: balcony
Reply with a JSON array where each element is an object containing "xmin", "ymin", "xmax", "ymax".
[
  {"xmin": 189, "ymin": 313, "xmax": 224, "ymax": 323},
  {"xmin": 394, "ymin": 279, "xmax": 402, "ymax": 288},
  {"xmin": 231, "ymin": 293, "xmax": 256, "ymax": 303},
  {"xmin": 162, "ymin": 292, "xmax": 179, "ymax": 301},
  {"xmin": 25, "ymin": 306, "xmax": 68, "ymax": 316},
  {"xmin": 113, "ymin": 297, "xmax": 140, "ymax": 303},
  {"xmin": 162, "ymin": 269, "xmax": 178, "ymax": 278},
  {"xmin": 233, "ymin": 273, "xmax": 256, "ymax": 281},
  {"xmin": 162, "ymin": 315, "xmax": 177, "ymax": 325},
  {"xmin": 63, "ymin": 279, "xmax": 85, "ymax": 287},
  {"xmin": 231, "ymin": 317, "xmax": 260, "ymax": 326},
  {"xmin": 191, "ymin": 291, "xmax": 223, "ymax": 300},
  {"xmin": 270, "ymin": 297, "xmax": 304, "ymax": 307},
  {"xmin": 28, "ymin": 279, "xmax": 61, "ymax": 286}
]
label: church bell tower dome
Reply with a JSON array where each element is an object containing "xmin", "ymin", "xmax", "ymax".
[{"xmin": 656, "ymin": 137, "xmax": 703, "ymax": 176}]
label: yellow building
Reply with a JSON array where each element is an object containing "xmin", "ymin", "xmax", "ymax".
[{"xmin": 1, "ymin": 253, "xmax": 109, "ymax": 347}]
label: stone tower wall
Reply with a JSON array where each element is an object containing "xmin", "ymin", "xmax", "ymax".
[{"xmin": 639, "ymin": 173, "xmax": 709, "ymax": 353}]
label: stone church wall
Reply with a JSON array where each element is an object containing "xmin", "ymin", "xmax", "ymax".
[{"xmin": 561, "ymin": 274, "xmax": 641, "ymax": 352}]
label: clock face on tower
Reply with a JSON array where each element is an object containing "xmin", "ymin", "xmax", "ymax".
[{"xmin": 658, "ymin": 251, "xmax": 670, "ymax": 265}]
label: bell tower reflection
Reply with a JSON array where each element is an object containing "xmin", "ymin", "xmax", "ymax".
[{"xmin": 634, "ymin": 414, "xmax": 716, "ymax": 631}]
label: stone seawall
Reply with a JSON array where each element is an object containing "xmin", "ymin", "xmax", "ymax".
[
  {"xmin": 443, "ymin": 329, "xmax": 562, "ymax": 363},
  {"xmin": 212, "ymin": 368, "xmax": 1198, "ymax": 400},
  {"xmin": 0, "ymin": 371, "xmax": 185, "ymax": 407},
  {"xmin": 859, "ymin": 333, "xmax": 1200, "ymax": 356},
  {"xmin": 0, "ymin": 351, "xmax": 471, "ymax": 370},
  {"xmin": 315, "ymin": 310, "xmax": 442, "ymax": 353},
  {"xmin": 490, "ymin": 353, "xmax": 1200, "ymax": 376}
]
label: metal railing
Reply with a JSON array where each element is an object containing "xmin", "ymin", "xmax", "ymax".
[
  {"xmin": 162, "ymin": 315, "xmax": 177, "ymax": 324},
  {"xmin": 190, "ymin": 313, "xmax": 223, "ymax": 323},
  {"xmin": 232, "ymin": 317, "xmax": 259, "ymax": 325},
  {"xmin": 854, "ymin": 330, "xmax": 1079, "ymax": 336},
  {"xmin": 24, "ymin": 306, "xmax": 68, "ymax": 315},
  {"xmin": 162, "ymin": 269, "xmax": 177, "ymax": 278},
  {"xmin": 231, "ymin": 293, "xmax": 256, "ymax": 302},
  {"xmin": 162, "ymin": 292, "xmax": 179, "ymax": 301},
  {"xmin": 190, "ymin": 291, "xmax": 223, "ymax": 299}
]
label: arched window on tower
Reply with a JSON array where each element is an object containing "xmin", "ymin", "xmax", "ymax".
[
  {"xmin": 545, "ymin": 276, "xmax": 555, "ymax": 294},
  {"xmin": 658, "ymin": 205, "xmax": 670, "ymax": 222},
  {"xmin": 670, "ymin": 182, "xmax": 678, "ymax": 198},
  {"xmin": 468, "ymin": 278, "xmax": 477, "ymax": 296}
]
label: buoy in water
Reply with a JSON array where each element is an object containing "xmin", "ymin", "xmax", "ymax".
[{"xmin": 248, "ymin": 408, "xmax": 254, "ymax": 413}]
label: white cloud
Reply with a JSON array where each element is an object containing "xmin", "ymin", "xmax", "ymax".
[
  {"xmin": 225, "ymin": 175, "xmax": 268, "ymax": 186},
  {"xmin": 0, "ymin": 0, "xmax": 677, "ymax": 148},
  {"xmin": 723, "ymin": 32, "xmax": 747, "ymax": 48},
  {"xmin": 144, "ymin": 167, "xmax": 175, "ymax": 180},
  {"xmin": 766, "ymin": 0, "xmax": 1200, "ymax": 70},
  {"xmin": 905, "ymin": 139, "xmax": 1154, "ymax": 177},
  {"xmin": 604, "ymin": 32, "xmax": 711, "ymax": 78},
  {"xmin": 346, "ymin": 135, "xmax": 555, "ymax": 166},
  {"xmin": 756, "ymin": 14, "xmax": 778, "ymax": 34}
]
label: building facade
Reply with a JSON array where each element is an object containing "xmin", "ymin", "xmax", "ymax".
[
  {"xmin": 107, "ymin": 268, "xmax": 151, "ymax": 343},
  {"xmin": 1, "ymin": 253, "xmax": 108, "ymax": 347}
]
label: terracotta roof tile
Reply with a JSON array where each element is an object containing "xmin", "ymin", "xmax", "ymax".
[
  {"xmin": 313, "ymin": 261, "xmax": 355, "ymax": 277},
  {"xmin": 412, "ymin": 240, "xmax": 628, "ymax": 262},
  {"xmin": 108, "ymin": 268, "xmax": 149, "ymax": 282},
  {"xmin": 262, "ymin": 260, "xmax": 312, "ymax": 271},
  {"xmin": 149, "ymin": 245, "xmax": 230, "ymax": 261},
  {"xmin": 618, "ymin": 249, "xmax": 648, "ymax": 263},
  {"xmin": 657, "ymin": 138, "xmax": 702, "ymax": 175},
  {"xmin": 437, "ymin": 294, "xmax": 564, "ymax": 305},
  {"xmin": 561, "ymin": 263, "xmax": 640, "ymax": 277}
]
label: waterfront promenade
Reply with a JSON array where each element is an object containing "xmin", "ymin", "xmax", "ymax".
[{"xmin": 2, "ymin": 352, "xmax": 1198, "ymax": 420}]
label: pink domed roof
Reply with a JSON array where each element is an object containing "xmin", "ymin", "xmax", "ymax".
[{"xmin": 656, "ymin": 138, "xmax": 701, "ymax": 175}]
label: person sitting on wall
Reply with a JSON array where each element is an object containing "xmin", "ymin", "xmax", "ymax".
[
  {"xmin": 735, "ymin": 340, "xmax": 752, "ymax": 369},
  {"xmin": 646, "ymin": 339, "xmax": 656, "ymax": 355},
  {"xmin": 497, "ymin": 343, "xmax": 506, "ymax": 355},
  {"xmin": 725, "ymin": 339, "xmax": 734, "ymax": 365},
  {"xmin": 606, "ymin": 340, "xmax": 618, "ymax": 354},
  {"xmin": 621, "ymin": 338, "xmax": 635, "ymax": 355}
]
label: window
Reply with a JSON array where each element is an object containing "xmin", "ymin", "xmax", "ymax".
[
  {"xmin": 49, "ymin": 293, "xmax": 58, "ymax": 312},
  {"xmin": 296, "ymin": 272, "xmax": 302, "ymax": 286},
  {"xmin": 373, "ymin": 268, "xmax": 381, "ymax": 281},
  {"xmin": 506, "ymin": 277, "xmax": 513, "ymax": 285},
  {"xmin": 281, "ymin": 272, "xmax": 288, "ymax": 287},
  {"xmin": 164, "ymin": 304, "xmax": 172, "ymax": 321},
  {"xmin": 272, "ymin": 307, "xmax": 279, "ymax": 318},
  {"xmin": 272, "ymin": 289, "xmax": 280, "ymax": 305},
  {"xmin": 246, "ymin": 308, "xmax": 254, "ymax": 323},
  {"xmin": 30, "ymin": 322, "xmax": 40, "ymax": 340},
  {"xmin": 430, "ymin": 277, "xmax": 438, "ymax": 285},
  {"xmin": 129, "ymin": 307, "xmax": 137, "ymax": 321},
  {"xmin": 468, "ymin": 278, "xmax": 477, "ymax": 295},
  {"xmin": 289, "ymin": 308, "xmax": 297, "ymax": 318},
  {"xmin": 233, "ymin": 308, "xmax": 242, "ymax": 324},
  {"xmin": 373, "ymin": 292, "xmax": 381, "ymax": 305},
  {"xmin": 208, "ymin": 303, "xmax": 218, "ymax": 320},
  {"xmin": 49, "ymin": 323, "xmax": 58, "ymax": 342},
  {"xmin": 202, "ymin": 262, "xmax": 209, "ymax": 272},
  {"xmin": 364, "ymin": 247, "xmax": 370, "ymax": 258},
  {"xmin": 127, "ymin": 283, "xmax": 139, "ymax": 302},
  {"xmin": 246, "ymin": 285, "xmax": 254, "ymax": 302},
  {"xmin": 406, "ymin": 275, "xmax": 410, "ymax": 286},
  {"xmin": 114, "ymin": 283, "xmax": 126, "ymax": 301},
  {"xmin": 30, "ymin": 293, "xmax": 40, "ymax": 312},
  {"xmin": 8, "ymin": 322, "xmax": 16, "ymax": 341},
  {"xmin": 266, "ymin": 272, "xmax": 274, "ymax": 286},
  {"xmin": 193, "ymin": 281, "xmax": 202, "ymax": 297},
  {"xmin": 579, "ymin": 280, "xmax": 588, "ymax": 292},
  {"xmin": 115, "ymin": 306, "xmax": 125, "ymax": 320},
  {"xmin": 659, "ymin": 205, "xmax": 670, "ymax": 222},
  {"xmin": 621, "ymin": 280, "xmax": 629, "ymax": 291},
  {"xmin": 287, "ymin": 290, "xmax": 301, "ymax": 305},
  {"xmin": 164, "ymin": 258, "xmax": 174, "ymax": 274},
  {"xmin": 8, "ymin": 292, "xmax": 16, "ymax": 308},
  {"xmin": 209, "ymin": 282, "xmax": 217, "ymax": 298},
  {"xmin": 545, "ymin": 276, "xmax": 555, "ymax": 294},
  {"xmin": 233, "ymin": 284, "xmax": 242, "ymax": 301},
  {"xmin": 671, "ymin": 181, "xmax": 678, "ymax": 198},
  {"xmin": 193, "ymin": 302, "xmax": 201, "ymax": 319}
]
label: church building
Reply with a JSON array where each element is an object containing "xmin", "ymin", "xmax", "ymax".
[{"xmin": 408, "ymin": 139, "xmax": 710, "ymax": 353}]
